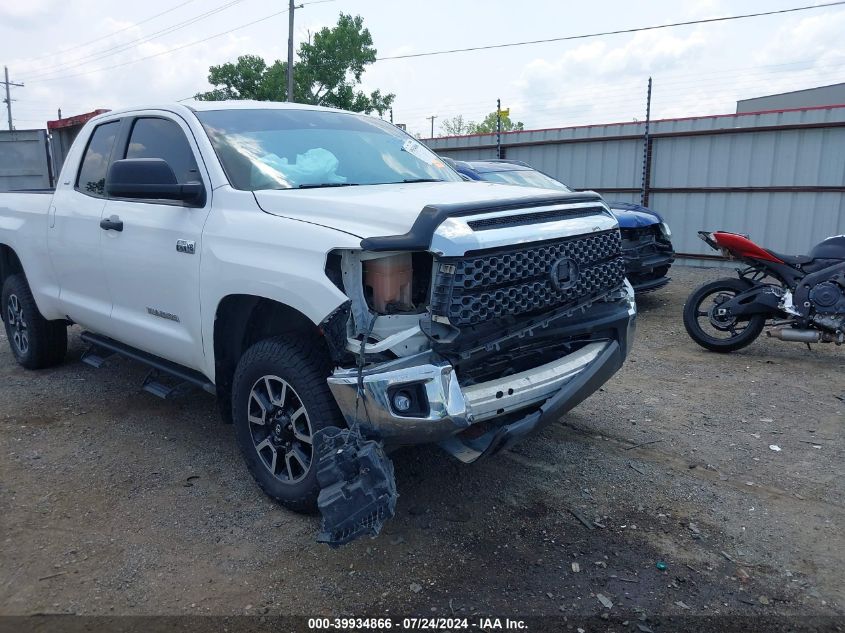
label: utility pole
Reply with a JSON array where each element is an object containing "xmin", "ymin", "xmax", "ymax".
[
  {"xmin": 2, "ymin": 66, "xmax": 24, "ymax": 131},
  {"xmin": 426, "ymin": 115, "xmax": 437, "ymax": 138},
  {"xmin": 496, "ymin": 98, "xmax": 502, "ymax": 159},
  {"xmin": 287, "ymin": 0, "xmax": 296, "ymax": 101},
  {"xmin": 640, "ymin": 76, "xmax": 653, "ymax": 206}
]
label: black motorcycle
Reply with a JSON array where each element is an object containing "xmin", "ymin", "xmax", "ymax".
[{"xmin": 683, "ymin": 231, "xmax": 845, "ymax": 352}]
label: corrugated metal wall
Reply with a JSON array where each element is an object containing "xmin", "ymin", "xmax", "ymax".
[
  {"xmin": 0, "ymin": 129, "xmax": 53, "ymax": 191},
  {"xmin": 425, "ymin": 106, "xmax": 845, "ymax": 259}
]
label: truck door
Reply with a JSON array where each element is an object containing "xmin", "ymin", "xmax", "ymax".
[
  {"xmin": 47, "ymin": 118, "xmax": 121, "ymax": 334},
  {"xmin": 100, "ymin": 115, "xmax": 211, "ymax": 371}
]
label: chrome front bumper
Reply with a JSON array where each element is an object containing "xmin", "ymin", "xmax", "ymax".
[
  {"xmin": 326, "ymin": 288, "xmax": 636, "ymax": 450},
  {"xmin": 327, "ymin": 342, "xmax": 609, "ymax": 445},
  {"xmin": 326, "ymin": 352, "xmax": 469, "ymax": 444}
]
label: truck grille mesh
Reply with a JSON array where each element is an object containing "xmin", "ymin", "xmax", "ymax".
[{"xmin": 431, "ymin": 230, "xmax": 624, "ymax": 326}]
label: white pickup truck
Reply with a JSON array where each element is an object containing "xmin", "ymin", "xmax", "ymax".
[{"xmin": 0, "ymin": 101, "xmax": 635, "ymax": 541}]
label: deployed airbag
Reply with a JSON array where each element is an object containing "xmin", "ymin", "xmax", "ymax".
[{"xmin": 258, "ymin": 148, "xmax": 345, "ymax": 187}]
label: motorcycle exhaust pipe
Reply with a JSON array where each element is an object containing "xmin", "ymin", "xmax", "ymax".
[
  {"xmin": 768, "ymin": 326, "xmax": 838, "ymax": 343},
  {"xmin": 768, "ymin": 327, "xmax": 821, "ymax": 343}
]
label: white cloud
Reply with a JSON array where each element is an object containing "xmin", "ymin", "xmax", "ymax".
[
  {"xmin": 754, "ymin": 11, "xmax": 845, "ymax": 71},
  {"xmin": 683, "ymin": 0, "xmax": 726, "ymax": 19},
  {"xmin": 0, "ymin": 0, "xmax": 65, "ymax": 26},
  {"xmin": 513, "ymin": 28, "xmax": 707, "ymax": 127},
  {"xmin": 4, "ymin": 0, "xmax": 845, "ymax": 132},
  {"xmin": 20, "ymin": 24, "xmax": 259, "ymax": 117}
]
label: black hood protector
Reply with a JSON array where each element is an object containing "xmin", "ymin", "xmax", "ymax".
[{"xmin": 360, "ymin": 191, "xmax": 605, "ymax": 252}]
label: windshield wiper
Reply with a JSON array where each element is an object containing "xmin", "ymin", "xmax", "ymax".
[
  {"xmin": 400, "ymin": 178, "xmax": 443, "ymax": 184},
  {"xmin": 297, "ymin": 182, "xmax": 359, "ymax": 189}
]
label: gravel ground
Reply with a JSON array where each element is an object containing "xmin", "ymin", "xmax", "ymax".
[{"xmin": 1, "ymin": 266, "xmax": 843, "ymax": 627}]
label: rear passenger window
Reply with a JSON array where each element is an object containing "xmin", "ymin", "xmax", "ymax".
[
  {"xmin": 125, "ymin": 118, "xmax": 200, "ymax": 185},
  {"xmin": 76, "ymin": 121, "xmax": 120, "ymax": 197}
]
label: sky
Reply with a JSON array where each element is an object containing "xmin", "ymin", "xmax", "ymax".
[{"xmin": 2, "ymin": 0, "xmax": 845, "ymax": 137}]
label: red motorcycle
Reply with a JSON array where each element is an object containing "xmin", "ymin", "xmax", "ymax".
[{"xmin": 683, "ymin": 231, "xmax": 845, "ymax": 352}]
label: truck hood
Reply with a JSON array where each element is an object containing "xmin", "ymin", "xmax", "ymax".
[
  {"xmin": 253, "ymin": 181, "xmax": 594, "ymax": 240},
  {"xmin": 607, "ymin": 201, "xmax": 664, "ymax": 228}
]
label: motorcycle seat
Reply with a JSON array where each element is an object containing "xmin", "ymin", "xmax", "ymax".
[
  {"xmin": 766, "ymin": 250, "xmax": 814, "ymax": 266},
  {"xmin": 809, "ymin": 235, "xmax": 845, "ymax": 260}
]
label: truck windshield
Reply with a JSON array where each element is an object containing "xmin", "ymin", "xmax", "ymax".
[
  {"xmin": 478, "ymin": 169, "xmax": 571, "ymax": 191},
  {"xmin": 195, "ymin": 108, "xmax": 461, "ymax": 191}
]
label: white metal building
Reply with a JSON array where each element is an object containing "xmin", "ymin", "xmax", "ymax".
[{"xmin": 737, "ymin": 83, "xmax": 845, "ymax": 113}]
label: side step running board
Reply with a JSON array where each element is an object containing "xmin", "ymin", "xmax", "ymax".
[
  {"xmin": 80, "ymin": 331, "xmax": 216, "ymax": 398},
  {"xmin": 81, "ymin": 346, "xmax": 113, "ymax": 368}
]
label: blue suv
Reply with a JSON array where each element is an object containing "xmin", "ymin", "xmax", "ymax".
[{"xmin": 447, "ymin": 159, "xmax": 675, "ymax": 292}]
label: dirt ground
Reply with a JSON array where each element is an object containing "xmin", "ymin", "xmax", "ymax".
[{"xmin": 1, "ymin": 266, "xmax": 843, "ymax": 628}]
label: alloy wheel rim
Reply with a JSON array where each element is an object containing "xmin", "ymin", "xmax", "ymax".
[
  {"xmin": 694, "ymin": 290, "xmax": 749, "ymax": 339},
  {"xmin": 7, "ymin": 294, "xmax": 29, "ymax": 355},
  {"xmin": 247, "ymin": 375, "xmax": 313, "ymax": 484}
]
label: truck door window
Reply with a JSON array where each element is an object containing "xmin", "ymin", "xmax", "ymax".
[
  {"xmin": 76, "ymin": 121, "xmax": 120, "ymax": 197},
  {"xmin": 125, "ymin": 118, "xmax": 200, "ymax": 185}
]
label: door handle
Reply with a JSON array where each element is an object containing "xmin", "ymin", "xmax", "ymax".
[{"xmin": 100, "ymin": 215, "xmax": 124, "ymax": 232}]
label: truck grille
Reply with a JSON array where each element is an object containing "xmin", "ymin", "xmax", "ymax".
[{"xmin": 431, "ymin": 230, "xmax": 624, "ymax": 326}]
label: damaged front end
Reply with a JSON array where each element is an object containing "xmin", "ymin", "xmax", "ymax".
[
  {"xmin": 314, "ymin": 426, "xmax": 397, "ymax": 548},
  {"xmin": 316, "ymin": 194, "xmax": 637, "ymax": 545},
  {"xmin": 620, "ymin": 223, "xmax": 675, "ymax": 292}
]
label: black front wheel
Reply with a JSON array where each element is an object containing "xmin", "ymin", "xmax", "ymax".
[
  {"xmin": 683, "ymin": 278, "xmax": 766, "ymax": 353},
  {"xmin": 231, "ymin": 336, "xmax": 344, "ymax": 514}
]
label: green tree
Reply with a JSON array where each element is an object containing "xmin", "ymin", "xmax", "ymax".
[
  {"xmin": 440, "ymin": 114, "xmax": 472, "ymax": 136},
  {"xmin": 197, "ymin": 54, "xmax": 272, "ymax": 101},
  {"xmin": 468, "ymin": 111, "xmax": 525, "ymax": 134},
  {"xmin": 195, "ymin": 14, "xmax": 394, "ymax": 115}
]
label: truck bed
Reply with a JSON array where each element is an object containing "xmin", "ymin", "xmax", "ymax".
[
  {"xmin": 0, "ymin": 192, "xmax": 56, "ymax": 307},
  {"xmin": 0, "ymin": 191, "xmax": 54, "ymax": 233}
]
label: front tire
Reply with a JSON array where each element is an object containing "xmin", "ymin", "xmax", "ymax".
[
  {"xmin": 231, "ymin": 336, "xmax": 343, "ymax": 514},
  {"xmin": 683, "ymin": 278, "xmax": 765, "ymax": 353},
  {"xmin": 2, "ymin": 274, "xmax": 67, "ymax": 369}
]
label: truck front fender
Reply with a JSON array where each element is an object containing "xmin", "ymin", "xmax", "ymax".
[{"xmin": 199, "ymin": 208, "xmax": 360, "ymax": 382}]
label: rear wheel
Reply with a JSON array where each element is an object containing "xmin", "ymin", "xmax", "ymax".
[
  {"xmin": 2, "ymin": 274, "xmax": 67, "ymax": 369},
  {"xmin": 683, "ymin": 278, "xmax": 765, "ymax": 353},
  {"xmin": 231, "ymin": 336, "xmax": 343, "ymax": 514}
]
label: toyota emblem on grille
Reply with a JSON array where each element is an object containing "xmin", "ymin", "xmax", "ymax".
[{"xmin": 550, "ymin": 257, "xmax": 579, "ymax": 290}]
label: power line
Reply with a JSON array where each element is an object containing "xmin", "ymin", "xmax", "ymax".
[
  {"xmin": 24, "ymin": 0, "xmax": 249, "ymax": 81},
  {"xmin": 401, "ymin": 64, "xmax": 845, "ymax": 135},
  {"xmin": 395, "ymin": 55, "xmax": 845, "ymax": 119},
  {"xmin": 26, "ymin": 0, "xmax": 337, "ymax": 84},
  {"xmin": 377, "ymin": 2, "xmax": 845, "ymax": 61},
  {"xmin": 18, "ymin": 1, "xmax": 197, "ymax": 63}
]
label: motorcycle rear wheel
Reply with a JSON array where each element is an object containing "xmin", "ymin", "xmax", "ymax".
[{"xmin": 683, "ymin": 278, "xmax": 766, "ymax": 353}]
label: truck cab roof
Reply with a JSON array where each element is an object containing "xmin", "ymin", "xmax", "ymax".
[{"xmin": 86, "ymin": 100, "xmax": 350, "ymax": 125}]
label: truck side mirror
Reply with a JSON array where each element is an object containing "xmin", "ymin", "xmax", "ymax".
[{"xmin": 106, "ymin": 158, "xmax": 205, "ymax": 206}]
